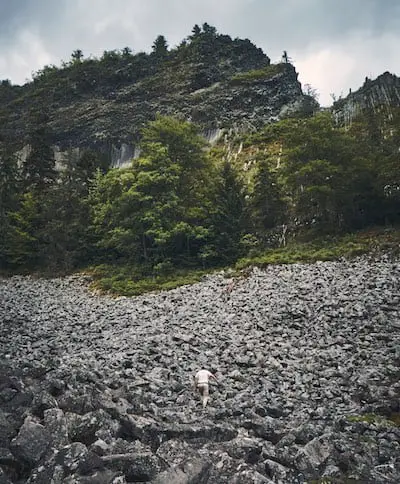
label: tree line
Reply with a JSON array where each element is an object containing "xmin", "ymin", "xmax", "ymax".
[{"xmin": 0, "ymin": 110, "xmax": 399, "ymax": 275}]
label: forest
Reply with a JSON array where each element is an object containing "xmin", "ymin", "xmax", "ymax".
[{"xmin": 1, "ymin": 104, "xmax": 399, "ymax": 293}]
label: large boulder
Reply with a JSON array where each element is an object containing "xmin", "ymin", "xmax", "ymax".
[{"xmin": 10, "ymin": 417, "xmax": 50, "ymax": 466}]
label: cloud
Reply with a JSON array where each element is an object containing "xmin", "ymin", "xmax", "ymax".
[
  {"xmin": 0, "ymin": 29, "xmax": 52, "ymax": 83},
  {"xmin": 0, "ymin": 0, "xmax": 399, "ymax": 106},
  {"xmin": 295, "ymin": 31, "xmax": 400, "ymax": 105}
]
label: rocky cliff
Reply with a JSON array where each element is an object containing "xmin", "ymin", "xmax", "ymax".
[
  {"xmin": 1, "ymin": 256, "xmax": 399, "ymax": 483},
  {"xmin": 0, "ymin": 28, "xmax": 312, "ymax": 167},
  {"xmin": 332, "ymin": 71, "xmax": 400, "ymax": 127}
]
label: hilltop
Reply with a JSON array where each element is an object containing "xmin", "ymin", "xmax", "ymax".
[{"xmin": 0, "ymin": 24, "xmax": 313, "ymax": 165}]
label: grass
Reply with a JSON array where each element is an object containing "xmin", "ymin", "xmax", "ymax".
[
  {"xmin": 347, "ymin": 412, "xmax": 400, "ymax": 427},
  {"xmin": 84, "ymin": 226, "xmax": 400, "ymax": 296},
  {"xmin": 235, "ymin": 226, "xmax": 400, "ymax": 272},
  {"xmin": 85, "ymin": 264, "xmax": 211, "ymax": 297},
  {"xmin": 229, "ymin": 63, "xmax": 285, "ymax": 85}
]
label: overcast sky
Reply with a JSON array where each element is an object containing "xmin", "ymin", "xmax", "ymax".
[{"xmin": 0, "ymin": 0, "xmax": 398, "ymax": 105}]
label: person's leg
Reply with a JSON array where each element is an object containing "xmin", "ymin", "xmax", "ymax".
[{"xmin": 202, "ymin": 384, "xmax": 209, "ymax": 408}]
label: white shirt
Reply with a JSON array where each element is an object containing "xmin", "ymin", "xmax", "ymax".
[{"xmin": 195, "ymin": 369, "xmax": 214, "ymax": 385}]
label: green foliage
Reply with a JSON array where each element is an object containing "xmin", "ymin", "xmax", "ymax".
[
  {"xmin": 22, "ymin": 112, "xmax": 57, "ymax": 192},
  {"xmin": 1, "ymin": 68, "xmax": 400, "ymax": 294},
  {"xmin": 204, "ymin": 160, "xmax": 247, "ymax": 264},
  {"xmin": 0, "ymin": 143, "xmax": 20, "ymax": 266},
  {"xmin": 70, "ymin": 49, "xmax": 84, "ymax": 64},
  {"xmin": 90, "ymin": 116, "xmax": 213, "ymax": 269},
  {"xmin": 6, "ymin": 192, "xmax": 40, "ymax": 267},
  {"xmin": 88, "ymin": 263, "xmax": 209, "ymax": 296},
  {"xmin": 241, "ymin": 112, "xmax": 381, "ymax": 232},
  {"xmin": 234, "ymin": 227, "xmax": 400, "ymax": 271},
  {"xmin": 247, "ymin": 159, "xmax": 287, "ymax": 237},
  {"xmin": 229, "ymin": 64, "xmax": 284, "ymax": 84},
  {"xmin": 152, "ymin": 35, "xmax": 169, "ymax": 59}
]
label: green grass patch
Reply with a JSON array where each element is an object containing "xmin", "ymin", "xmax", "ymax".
[
  {"xmin": 234, "ymin": 227, "xmax": 400, "ymax": 272},
  {"xmin": 85, "ymin": 263, "xmax": 213, "ymax": 297},
  {"xmin": 347, "ymin": 412, "xmax": 400, "ymax": 427},
  {"xmin": 234, "ymin": 239, "xmax": 369, "ymax": 271},
  {"xmin": 229, "ymin": 63, "xmax": 285, "ymax": 85}
]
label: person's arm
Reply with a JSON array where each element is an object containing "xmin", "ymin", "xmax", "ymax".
[{"xmin": 209, "ymin": 372, "xmax": 218, "ymax": 383}]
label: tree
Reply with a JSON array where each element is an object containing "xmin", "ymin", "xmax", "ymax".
[
  {"xmin": 90, "ymin": 116, "xmax": 213, "ymax": 268},
  {"xmin": 22, "ymin": 112, "xmax": 57, "ymax": 193},
  {"xmin": 276, "ymin": 113, "xmax": 377, "ymax": 231},
  {"xmin": 191, "ymin": 24, "xmax": 201, "ymax": 38},
  {"xmin": 76, "ymin": 149, "xmax": 103, "ymax": 189},
  {"xmin": 303, "ymin": 83, "xmax": 319, "ymax": 101},
  {"xmin": 205, "ymin": 161, "xmax": 246, "ymax": 264},
  {"xmin": 151, "ymin": 35, "xmax": 168, "ymax": 59},
  {"xmin": 202, "ymin": 23, "xmax": 217, "ymax": 36},
  {"xmin": 121, "ymin": 47, "xmax": 133, "ymax": 57},
  {"xmin": 71, "ymin": 49, "xmax": 84, "ymax": 63},
  {"xmin": 248, "ymin": 160, "xmax": 286, "ymax": 236},
  {"xmin": 0, "ymin": 142, "xmax": 20, "ymax": 266},
  {"xmin": 282, "ymin": 50, "xmax": 292, "ymax": 63}
]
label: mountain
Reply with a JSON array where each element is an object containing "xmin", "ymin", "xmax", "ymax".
[{"xmin": 0, "ymin": 25, "xmax": 313, "ymax": 167}]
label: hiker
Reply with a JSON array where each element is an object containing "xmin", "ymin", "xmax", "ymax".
[{"xmin": 193, "ymin": 369, "xmax": 218, "ymax": 408}]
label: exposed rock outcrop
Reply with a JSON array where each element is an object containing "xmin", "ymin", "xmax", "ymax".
[
  {"xmin": 333, "ymin": 71, "xmax": 400, "ymax": 127},
  {"xmin": 0, "ymin": 31, "xmax": 311, "ymax": 167}
]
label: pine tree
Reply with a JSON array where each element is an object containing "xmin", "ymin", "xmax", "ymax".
[
  {"xmin": 205, "ymin": 161, "xmax": 246, "ymax": 263},
  {"xmin": 151, "ymin": 35, "xmax": 168, "ymax": 60},
  {"xmin": 249, "ymin": 160, "xmax": 286, "ymax": 234},
  {"xmin": 22, "ymin": 112, "xmax": 57, "ymax": 192},
  {"xmin": 0, "ymin": 141, "xmax": 20, "ymax": 266}
]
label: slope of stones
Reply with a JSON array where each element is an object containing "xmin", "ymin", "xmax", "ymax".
[{"xmin": 0, "ymin": 256, "xmax": 399, "ymax": 483}]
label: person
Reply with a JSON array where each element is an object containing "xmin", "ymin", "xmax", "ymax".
[{"xmin": 193, "ymin": 369, "xmax": 218, "ymax": 408}]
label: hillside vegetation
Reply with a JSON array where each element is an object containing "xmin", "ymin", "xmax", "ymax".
[
  {"xmin": 0, "ymin": 24, "xmax": 308, "ymax": 149},
  {"xmin": 0, "ymin": 26, "xmax": 399, "ymax": 291}
]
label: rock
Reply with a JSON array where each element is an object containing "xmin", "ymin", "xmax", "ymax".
[
  {"xmin": 230, "ymin": 466, "xmax": 274, "ymax": 483},
  {"xmin": 263, "ymin": 459, "xmax": 298, "ymax": 483},
  {"xmin": 0, "ymin": 411, "xmax": 19, "ymax": 447},
  {"xmin": 243, "ymin": 416, "xmax": 283, "ymax": 444},
  {"xmin": 225, "ymin": 436, "xmax": 262, "ymax": 463},
  {"xmin": 0, "ymin": 468, "xmax": 13, "ymax": 484},
  {"xmin": 156, "ymin": 440, "xmax": 194, "ymax": 467},
  {"xmin": 64, "ymin": 470, "xmax": 126, "ymax": 483},
  {"xmin": 295, "ymin": 433, "xmax": 334, "ymax": 476},
  {"xmin": 31, "ymin": 391, "xmax": 59, "ymax": 418},
  {"xmin": 151, "ymin": 458, "xmax": 212, "ymax": 484},
  {"xmin": 10, "ymin": 417, "xmax": 50, "ymax": 466},
  {"xmin": 27, "ymin": 442, "xmax": 89, "ymax": 483},
  {"xmin": 101, "ymin": 453, "xmax": 164, "ymax": 482},
  {"xmin": 43, "ymin": 408, "xmax": 69, "ymax": 449},
  {"xmin": 67, "ymin": 409, "xmax": 120, "ymax": 445},
  {"xmin": 162, "ymin": 423, "xmax": 238, "ymax": 443},
  {"xmin": 1, "ymin": 257, "xmax": 400, "ymax": 482}
]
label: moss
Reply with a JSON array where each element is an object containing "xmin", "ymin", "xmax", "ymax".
[{"xmin": 347, "ymin": 413, "xmax": 400, "ymax": 427}]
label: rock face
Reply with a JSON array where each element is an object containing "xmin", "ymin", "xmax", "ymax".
[
  {"xmin": 0, "ymin": 31, "xmax": 310, "ymax": 167},
  {"xmin": 333, "ymin": 71, "xmax": 400, "ymax": 127},
  {"xmin": 1, "ymin": 256, "xmax": 400, "ymax": 482}
]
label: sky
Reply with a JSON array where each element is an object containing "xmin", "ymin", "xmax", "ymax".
[{"xmin": 0, "ymin": 0, "xmax": 399, "ymax": 106}]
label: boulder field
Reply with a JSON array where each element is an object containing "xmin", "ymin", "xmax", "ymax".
[{"xmin": 0, "ymin": 256, "xmax": 399, "ymax": 483}]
